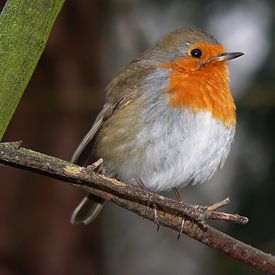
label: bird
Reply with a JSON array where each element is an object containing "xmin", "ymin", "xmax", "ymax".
[{"xmin": 70, "ymin": 28, "xmax": 244, "ymax": 225}]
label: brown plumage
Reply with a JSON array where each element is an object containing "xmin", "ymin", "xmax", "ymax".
[{"xmin": 71, "ymin": 28, "xmax": 243, "ymax": 224}]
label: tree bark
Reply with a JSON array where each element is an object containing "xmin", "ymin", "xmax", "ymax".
[{"xmin": 0, "ymin": 141, "xmax": 274, "ymax": 274}]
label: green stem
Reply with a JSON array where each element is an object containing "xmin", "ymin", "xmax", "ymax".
[{"xmin": 0, "ymin": 0, "xmax": 65, "ymax": 140}]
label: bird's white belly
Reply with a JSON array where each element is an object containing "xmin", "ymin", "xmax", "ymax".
[{"xmin": 115, "ymin": 109, "xmax": 235, "ymax": 192}]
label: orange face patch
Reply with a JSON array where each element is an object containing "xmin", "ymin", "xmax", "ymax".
[{"xmin": 161, "ymin": 42, "xmax": 236, "ymax": 126}]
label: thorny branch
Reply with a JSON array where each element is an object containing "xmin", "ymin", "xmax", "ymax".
[{"xmin": 0, "ymin": 142, "xmax": 275, "ymax": 274}]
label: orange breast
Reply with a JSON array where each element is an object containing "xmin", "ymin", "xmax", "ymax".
[{"xmin": 161, "ymin": 43, "xmax": 236, "ymax": 127}]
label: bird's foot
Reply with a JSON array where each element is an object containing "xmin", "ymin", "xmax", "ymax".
[
  {"xmin": 177, "ymin": 218, "xmax": 185, "ymax": 240},
  {"xmin": 153, "ymin": 206, "xmax": 160, "ymax": 231},
  {"xmin": 135, "ymin": 176, "xmax": 160, "ymax": 231}
]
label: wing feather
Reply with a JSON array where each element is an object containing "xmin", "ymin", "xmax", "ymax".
[{"xmin": 71, "ymin": 99, "xmax": 123, "ymax": 166}]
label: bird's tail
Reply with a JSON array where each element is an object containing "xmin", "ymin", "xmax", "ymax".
[{"xmin": 71, "ymin": 193, "xmax": 105, "ymax": 224}]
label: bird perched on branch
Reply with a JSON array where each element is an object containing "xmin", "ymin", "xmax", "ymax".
[{"xmin": 71, "ymin": 28, "xmax": 243, "ymax": 224}]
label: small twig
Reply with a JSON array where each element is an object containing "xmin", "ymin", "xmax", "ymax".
[
  {"xmin": 88, "ymin": 158, "xmax": 103, "ymax": 170},
  {"xmin": 207, "ymin": 197, "xmax": 230, "ymax": 211},
  {"xmin": 196, "ymin": 197, "xmax": 249, "ymax": 224},
  {"xmin": 0, "ymin": 142, "xmax": 275, "ymax": 274},
  {"xmin": 207, "ymin": 211, "xmax": 249, "ymax": 224},
  {"xmin": 189, "ymin": 198, "xmax": 248, "ymax": 224}
]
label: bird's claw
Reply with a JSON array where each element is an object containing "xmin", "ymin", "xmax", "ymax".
[
  {"xmin": 154, "ymin": 205, "xmax": 160, "ymax": 231},
  {"xmin": 177, "ymin": 218, "xmax": 185, "ymax": 240}
]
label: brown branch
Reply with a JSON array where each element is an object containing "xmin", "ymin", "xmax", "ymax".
[
  {"xmin": 207, "ymin": 197, "xmax": 230, "ymax": 211},
  {"xmin": 0, "ymin": 142, "xmax": 274, "ymax": 274}
]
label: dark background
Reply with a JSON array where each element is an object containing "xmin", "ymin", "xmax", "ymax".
[{"xmin": 1, "ymin": 0, "xmax": 275, "ymax": 274}]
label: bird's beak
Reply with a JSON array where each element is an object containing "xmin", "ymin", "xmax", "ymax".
[
  {"xmin": 197, "ymin": 52, "xmax": 244, "ymax": 69},
  {"xmin": 211, "ymin": 52, "xmax": 244, "ymax": 62}
]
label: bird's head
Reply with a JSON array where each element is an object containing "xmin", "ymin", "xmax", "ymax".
[
  {"xmin": 144, "ymin": 28, "xmax": 244, "ymax": 126},
  {"xmin": 145, "ymin": 28, "xmax": 243, "ymax": 71}
]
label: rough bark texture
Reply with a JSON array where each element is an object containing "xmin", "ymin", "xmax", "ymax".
[{"xmin": 0, "ymin": 141, "xmax": 274, "ymax": 274}]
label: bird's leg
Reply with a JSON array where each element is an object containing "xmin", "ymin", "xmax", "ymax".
[
  {"xmin": 173, "ymin": 187, "xmax": 182, "ymax": 203},
  {"xmin": 135, "ymin": 176, "xmax": 160, "ymax": 231},
  {"xmin": 173, "ymin": 187, "xmax": 186, "ymax": 239},
  {"xmin": 135, "ymin": 176, "xmax": 147, "ymax": 189}
]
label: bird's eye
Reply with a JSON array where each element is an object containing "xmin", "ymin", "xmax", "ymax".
[{"xmin": 190, "ymin": 48, "xmax": 202, "ymax": 58}]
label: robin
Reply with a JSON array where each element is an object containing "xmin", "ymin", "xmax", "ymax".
[{"xmin": 71, "ymin": 28, "xmax": 244, "ymax": 224}]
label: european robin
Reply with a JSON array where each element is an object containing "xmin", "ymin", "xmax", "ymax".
[{"xmin": 71, "ymin": 28, "xmax": 243, "ymax": 224}]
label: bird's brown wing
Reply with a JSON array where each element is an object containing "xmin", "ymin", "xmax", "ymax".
[
  {"xmin": 71, "ymin": 98, "xmax": 124, "ymax": 224},
  {"xmin": 71, "ymin": 98, "xmax": 124, "ymax": 166}
]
